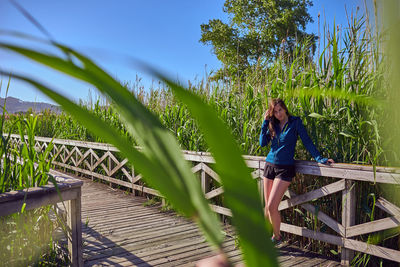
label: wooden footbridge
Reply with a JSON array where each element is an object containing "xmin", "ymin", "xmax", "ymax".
[
  {"xmin": 77, "ymin": 176, "xmax": 340, "ymax": 266},
  {"xmin": 4, "ymin": 135, "xmax": 400, "ymax": 266}
]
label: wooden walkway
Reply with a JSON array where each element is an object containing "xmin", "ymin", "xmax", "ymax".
[{"xmin": 75, "ymin": 178, "xmax": 340, "ymax": 266}]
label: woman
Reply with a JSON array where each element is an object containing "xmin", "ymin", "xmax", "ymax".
[{"xmin": 259, "ymin": 98, "xmax": 334, "ymax": 245}]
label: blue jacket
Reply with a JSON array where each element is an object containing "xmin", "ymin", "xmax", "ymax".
[{"xmin": 259, "ymin": 116, "xmax": 327, "ymax": 165}]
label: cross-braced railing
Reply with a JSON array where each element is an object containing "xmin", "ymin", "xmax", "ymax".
[{"xmin": 9, "ymin": 134, "xmax": 400, "ymax": 265}]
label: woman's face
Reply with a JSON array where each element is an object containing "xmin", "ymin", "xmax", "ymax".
[{"xmin": 273, "ymin": 104, "xmax": 288, "ymax": 122}]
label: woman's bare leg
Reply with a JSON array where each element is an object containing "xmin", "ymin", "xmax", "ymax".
[
  {"xmin": 263, "ymin": 178, "xmax": 274, "ymax": 219},
  {"xmin": 267, "ymin": 178, "xmax": 291, "ymax": 239}
]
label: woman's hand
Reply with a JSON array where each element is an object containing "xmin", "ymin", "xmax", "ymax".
[
  {"xmin": 327, "ymin": 159, "xmax": 335, "ymax": 164},
  {"xmin": 264, "ymin": 110, "xmax": 271, "ymax": 121}
]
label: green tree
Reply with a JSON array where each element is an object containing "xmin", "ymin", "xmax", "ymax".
[{"xmin": 200, "ymin": 0, "xmax": 315, "ymax": 80}]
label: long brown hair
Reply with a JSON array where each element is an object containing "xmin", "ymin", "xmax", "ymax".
[{"xmin": 266, "ymin": 98, "xmax": 290, "ymax": 138}]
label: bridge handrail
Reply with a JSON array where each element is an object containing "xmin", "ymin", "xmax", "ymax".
[{"xmin": 8, "ymin": 134, "xmax": 400, "ymax": 265}]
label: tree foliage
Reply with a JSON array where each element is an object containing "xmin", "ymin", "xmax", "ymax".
[{"xmin": 200, "ymin": 0, "xmax": 315, "ymax": 80}]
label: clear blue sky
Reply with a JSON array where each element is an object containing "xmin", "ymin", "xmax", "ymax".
[{"xmin": 0, "ymin": 0, "xmax": 366, "ymax": 104}]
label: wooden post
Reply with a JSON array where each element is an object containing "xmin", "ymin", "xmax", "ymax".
[
  {"xmin": 341, "ymin": 179, "xmax": 355, "ymax": 266},
  {"xmin": 67, "ymin": 188, "xmax": 83, "ymax": 267},
  {"xmin": 108, "ymin": 154, "xmax": 112, "ymax": 187},
  {"xmin": 63, "ymin": 148, "xmax": 66, "ymax": 172},
  {"xmin": 258, "ymin": 162, "xmax": 264, "ymax": 204},
  {"xmin": 75, "ymin": 147, "xmax": 78, "ymax": 176},
  {"xmin": 90, "ymin": 152, "xmax": 94, "ymax": 181},
  {"xmin": 131, "ymin": 165, "xmax": 136, "ymax": 196},
  {"xmin": 200, "ymin": 167, "xmax": 210, "ymax": 194}
]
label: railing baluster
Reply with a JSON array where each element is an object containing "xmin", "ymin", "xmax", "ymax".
[
  {"xmin": 341, "ymin": 180, "xmax": 356, "ymax": 266},
  {"xmin": 201, "ymin": 163, "xmax": 210, "ymax": 194}
]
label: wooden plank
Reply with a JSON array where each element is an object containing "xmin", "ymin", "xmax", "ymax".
[
  {"xmin": 346, "ymin": 215, "xmax": 400, "ymax": 237},
  {"xmin": 82, "ymin": 222, "xmax": 195, "ymax": 246},
  {"xmin": 154, "ymin": 240, "xmax": 237, "ymax": 267},
  {"xmin": 279, "ymin": 179, "xmax": 346, "ymax": 210},
  {"xmin": 121, "ymin": 167, "xmax": 133, "ymax": 182},
  {"xmin": 376, "ymin": 197, "xmax": 400, "ymax": 216},
  {"xmin": 244, "ymin": 159, "xmax": 260, "ymax": 168},
  {"xmin": 131, "ymin": 174, "xmax": 143, "ymax": 184},
  {"xmin": 87, "ymin": 236, "xmax": 210, "ymax": 265},
  {"xmin": 84, "ymin": 227, "xmax": 201, "ymax": 260},
  {"xmin": 131, "ymin": 184, "xmax": 161, "ymax": 197},
  {"xmin": 83, "ymin": 227, "xmax": 202, "ymax": 255},
  {"xmin": 201, "ymin": 163, "xmax": 220, "ymax": 183},
  {"xmin": 280, "ymin": 223, "xmax": 343, "ymax": 246},
  {"xmin": 281, "ymin": 222, "xmax": 400, "ymax": 263},
  {"xmin": 183, "ymin": 153, "xmax": 215, "ymax": 164},
  {"xmin": 209, "ymin": 204, "xmax": 232, "ymax": 216},
  {"xmin": 341, "ymin": 179, "xmax": 356, "ymax": 265},
  {"xmin": 205, "ymin": 187, "xmax": 224, "ymax": 199},
  {"xmin": 90, "ymin": 151, "xmax": 110, "ymax": 171},
  {"xmin": 0, "ymin": 187, "xmax": 81, "ymax": 216},
  {"xmin": 75, "ymin": 147, "xmax": 91, "ymax": 166},
  {"xmin": 344, "ymin": 238, "xmax": 400, "ymax": 263},
  {"xmin": 109, "ymin": 158, "xmax": 128, "ymax": 176},
  {"xmin": 191, "ymin": 163, "xmax": 202, "ymax": 173},
  {"xmin": 295, "ymin": 164, "xmax": 400, "ymax": 184},
  {"xmin": 52, "ymin": 162, "xmax": 134, "ymax": 189},
  {"xmin": 67, "ymin": 188, "xmax": 83, "ymax": 267},
  {"xmin": 82, "ymin": 216, "xmax": 192, "ymax": 236},
  {"xmin": 295, "ymin": 159, "xmax": 400, "ymax": 174},
  {"xmin": 82, "ymin": 226, "xmax": 201, "ymax": 254},
  {"xmin": 83, "ymin": 222, "xmax": 198, "ymax": 248},
  {"xmin": 285, "ymin": 189, "xmax": 345, "ymax": 236},
  {"xmin": 200, "ymin": 169, "xmax": 209, "ymax": 193},
  {"xmin": 12, "ymin": 134, "xmax": 121, "ymax": 152},
  {"xmin": 156, "ymin": 243, "xmax": 237, "ymax": 267}
]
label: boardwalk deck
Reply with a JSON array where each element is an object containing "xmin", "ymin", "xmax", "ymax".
[{"xmin": 72, "ymin": 178, "xmax": 340, "ymax": 266}]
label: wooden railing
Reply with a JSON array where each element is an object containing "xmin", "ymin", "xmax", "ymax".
[
  {"xmin": 0, "ymin": 168, "xmax": 83, "ymax": 266},
  {"xmin": 9, "ymin": 134, "xmax": 400, "ymax": 265}
]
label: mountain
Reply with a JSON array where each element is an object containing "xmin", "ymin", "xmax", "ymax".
[{"xmin": 0, "ymin": 97, "xmax": 61, "ymax": 114}]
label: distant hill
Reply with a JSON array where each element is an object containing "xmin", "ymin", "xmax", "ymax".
[{"xmin": 0, "ymin": 97, "xmax": 61, "ymax": 114}]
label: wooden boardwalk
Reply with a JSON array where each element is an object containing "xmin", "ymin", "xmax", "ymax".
[{"xmin": 75, "ymin": 178, "xmax": 340, "ymax": 266}]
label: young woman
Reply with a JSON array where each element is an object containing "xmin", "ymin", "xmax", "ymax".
[{"xmin": 259, "ymin": 98, "xmax": 334, "ymax": 245}]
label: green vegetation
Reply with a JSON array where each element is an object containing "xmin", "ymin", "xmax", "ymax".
[
  {"xmin": 1, "ymin": 1, "xmax": 399, "ymax": 266},
  {"xmin": 0, "ymin": 85, "xmax": 68, "ymax": 266}
]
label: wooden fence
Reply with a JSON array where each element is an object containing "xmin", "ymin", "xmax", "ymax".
[
  {"xmin": 0, "ymin": 168, "xmax": 83, "ymax": 266},
  {"xmin": 9, "ymin": 134, "xmax": 400, "ymax": 265}
]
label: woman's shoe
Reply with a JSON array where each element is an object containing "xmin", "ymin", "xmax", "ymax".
[{"xmin": 271, "ymin": 235, "xmax": 283, "ymax": 246}]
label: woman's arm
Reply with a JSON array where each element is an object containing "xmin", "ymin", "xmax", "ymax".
[
  {"xmin": 259, "ymin": 119, "xmax": 271, "ymax": 147},
  {"xmin": 297, "ymin": 118, "xmax": 328, "ymax": 163}
]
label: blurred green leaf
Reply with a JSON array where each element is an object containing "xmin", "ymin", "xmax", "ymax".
[
  {"xmin": 0, "ymin": 43, "xmax": 224, "ymax": 249},
  {"xmin": 150, "ymin": 70, "xmax": 277, "ymax": 267}
]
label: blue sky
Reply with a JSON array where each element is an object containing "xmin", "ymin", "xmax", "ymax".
[{"xmin": 0, "ymin": 0, "xmax": 366, "ymax": 104}]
